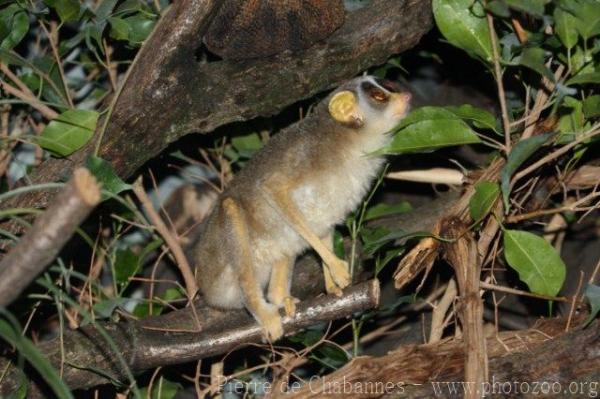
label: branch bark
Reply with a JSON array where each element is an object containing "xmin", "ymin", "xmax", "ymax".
[
  {"xmin": 441, "ymin": 219, "xmax": 487, "ymax": 398},
  {"xmin": 0, "ymin": 168, "xmax": 100, "ymax": 306},
  {"xmin": 0, "ymin": 280, "xmax": 379, "ymax": 395},
  {"xmin": 2, "ymin": 0, "xmax": 432, "ymax": 239},
  {"xmin": 280, "ymin": 318, "xmax": 599, "ymax": 398}
]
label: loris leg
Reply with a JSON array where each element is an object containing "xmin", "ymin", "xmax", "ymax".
[
  {"xmin": 260, "ymin": 178, "xmax": 351, "ymax": 294},
  {"xmin": 222, "ymin": 197, "xmax": 283, "ymax": 341},
  {"xmin": 321, "ymin": 231, "xmax": 347, "ymax": 296},
  {"xmin": 267, "ymin": 257, "xmax": 298, "ymax": 317}
]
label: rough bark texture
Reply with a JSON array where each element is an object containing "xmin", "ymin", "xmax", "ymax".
[
  {"xmin": 280, "ymin": 318, "xmax": 600, "ymax": 398},
  {"xmin": 441, "ymin": 219, "xmax": 487, "ymax": 397},
  {"xmin": 0, "ymin": 168, "xmax": 100, "ymax": 306},
  {"xmin": 3, "ymin": 0, "xmax": 433, "ymax": 238},
  {"xmin": 0, "ymin": 280, "xmax": 379, "ymax": 396}
]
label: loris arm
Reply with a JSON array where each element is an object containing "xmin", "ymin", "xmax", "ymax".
[{"xmin": 260, "ymin": 175, "xmax": 351, "ymax": 294}]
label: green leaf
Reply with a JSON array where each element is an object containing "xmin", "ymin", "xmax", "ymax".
[
  {"xmin": 486, "ymin": 1, "xmax": 510, "ymax": 17},
  {"xmin": 44, "ymin": 0, "xmax": 81, "ymax": 22},
  {"xmin": 383, "ymin": 107, "xmax": 481, "ymax": 154},
  {"xmin": 115, "ymin": 0, "xmax": 143, "ymax": 15},
  {"xmin": 566, "ymin": 72, "xmax": 600, "ymax": 86},
  {"xmin": 14, "ymin": 373, "xmax": 28, "ymax": 399},
  {"xmin": 37, "ymin": 109, "xmax": 98, "ymax": 157},
  {"xmin": 95, "ymin": 0, "xmax": 119, "ymax": 20},
  {"xmin": 469, "ymin": 181, "xmax": 500, "ymax": 222},
  {"xmin": 115, "ymin": 239, "xmax": 162, "ymax": 290},
  {"xmin": 108, "ymin": 16, "xmax": 130, "ymax": 41},
  {"xmin": 86, "ymin": 155, "xmax": 131, "ymax": 198},
  {"xmin": 500, "ymin": 133, "xmax": 553, "ymax": 210},
  {"xmin": 584, "ymin": 284, "xmax": 600, "ymax": 326},
  {"xmin": 0, "ymin": 8, "xmax": 28, "ymax": 50},
  {"xmin": 432, "ymin": 0, "xmax": 493, "ymax": 62},
  {"xmin": 29, "ymin": 56, "xmax": 70, "ymax": 105},
  {"xmin": 364, "ymin": 201, "xmax": 412, "ymax": 221},
  {"xmin": 503, "ymin": 229, "xmax": 566, "ymax": 297},
  {"xmin": 516, "ymin": 47, "xmax": 554, "ymax": 81},
  {"xmin": 93, "ymin": 297, "xmax": 129, "ymax": 318},
  {"xmin": 391, "ymin": 107, "xmax": 455, "ymax": 131},
  {"xmin": 133, "ymin": 287, "xmax": 182, "ymax": 318},
  {"xmin": 554, "ymin": 7, "xmax": 579, "ymax": 49},
  {"xmin": 361, "ymin": 225, "xmax": 392, "ymax": 255},
  {"xmin": 114, "ymin": 247, "xmax": 138, "ymax": 287},
  {"xmin": 140, "ymin": 377, "xmax": 181, "ymax": 399},
  {"xmin": 232, "ymin": 132, "xmax": 263, "ymax": 158},
  {"xmin": 560, "ymin": 0, "xmax": 600, "ymax": 41},
  {"xmin": 0, "ymin": 47, "xmax": 26, "ymax": 66},
  {"xmin": 314, "ymin": 343, "xmax": 349, "ymax": 367},
  {"xmin": 288, "ymin": 328, "xmax": 324, "ymax": 346},
  {"xmin": 332, "ymin": 229, "xmax": 345, "ymax": 259},
  {"xmin": 362, "ymin": 228, "xmax": 428, "ymax": 256},
  {"xmin": 445, "ymin": 104, "xmax": 498, "ymax": 131},
  {"xmin": 0, "ymin": 314, "xmax": 74, "ymax": 399},
  {"xmin": 123, "ymin": 14, "xmax": 155, "ymax": 44},
  {"xmin": 504, "ymin": 0, "xmax": 549, "ymax": 17},
  {"xmin": 558, "ymin": 96, "xmax": 584, "ymax": 135},
  {"xmin": 375, "ymin": 248, "xmax": 405, "ymax": 277},
  {"xmin": 583, "ymin": 95, "xmax": 600, "ymax": 119},
  {"xmin": 84, "ymin": 23, "xmax": 105, "ymax": 56}
]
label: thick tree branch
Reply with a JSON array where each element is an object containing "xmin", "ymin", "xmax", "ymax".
[
  {"xmin": 2, "ymin": 0, "xmax": 433, "ymax": 239},
  {"xmin": 0, "ymin": 280, "xmax": 379, "ymax": 395},
  {"xmin": 281, "ymin": 318, "xmax": 599, "ymax": 398},
  {"xmin": 0, "ymin": 168, "xmax": 100, "ymax": 306}
]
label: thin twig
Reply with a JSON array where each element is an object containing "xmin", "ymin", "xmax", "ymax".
[
  {"xmin": 39, "ymin": 21, "xmax": 74, "ymax": 108},
  {"xmin": 428, "ymin": 278, "xmax": 457, "ymax": 343},
  {"xmin": 521, "ymin": 65, "xmax": 564, "ymax": 140},
  {"xmin": 0, "ymin": 73, "xmax": 58, "ymax": 120},
  {"xmin": 506, "ymin": 191, "xmax": 600, "ymax": 223},
  {"xmin": 514, "ymin": 123, "xmax": 600, "ymax": 184},
  {"xmin": 480, "ymin": 281, "xmax": 569, "ymax": 303},
  {"xmin": 486, "ymin": 11, "xmax": 511, "ymax": 153},
  {"xmin": 132, "ymin": 176, "xmax": 198, "ymax": 300},
  {"xmin": 566, "ymin": 271, "xmax": 585, "ymax": 332}
]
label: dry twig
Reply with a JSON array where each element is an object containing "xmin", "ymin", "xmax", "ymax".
[{"xmin": 132, "ymin": 177, "xmax": 198, "ymax": 300}]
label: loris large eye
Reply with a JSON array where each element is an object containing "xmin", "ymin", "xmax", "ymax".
[{"xmin": 369, "ymin": 88, "xmax": 388, "ymax": 102}]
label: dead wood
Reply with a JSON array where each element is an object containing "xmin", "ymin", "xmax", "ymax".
[
  {"xmin": 441, "ymin": 219, "xmax": 487, "ymax": 398},
  {"xmin": 280, "ymin": 318, "xmax": 599, "ymax": 398}
]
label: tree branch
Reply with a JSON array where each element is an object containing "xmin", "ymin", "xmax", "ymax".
[
  {"xmin": 132, "ymin": 177, "xmax": 198, "ymax": 299},
  {"xmin": 0, "ymin": 280, "xmax": 379, "ymax": 395},
  {"xmin": 281, "ymin": 318, "xmax": 599, "ymax": 398},
  {"xmin": 0, "ymin": 168, "xmax": 100, "ymax": 306}
]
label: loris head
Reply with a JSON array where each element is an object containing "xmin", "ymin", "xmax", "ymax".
[{"xmin": 327, "ymin": 75, "xmax": 412, "ymax": 137}]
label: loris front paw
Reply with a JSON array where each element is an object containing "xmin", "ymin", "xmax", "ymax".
[
  {"xmin": 259, "ymin": 304, "xmax": 284, "ymax": 341},
  {"xmin": 327, "ymin": 258, "xmax": 351, "ymax": 293}
]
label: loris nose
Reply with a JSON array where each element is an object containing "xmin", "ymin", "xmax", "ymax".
[
  {"xmin": 399, "ymin": 92, "xmax": 412, "ymax": 103},
  {"xmin": 392, "ymin": 92, "xmax": 411, "ymax": 117}
]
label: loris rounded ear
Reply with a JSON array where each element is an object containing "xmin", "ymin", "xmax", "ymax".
[{"xmin": 328, "ymin": 91, "xmax": 364, "ymax": 128}]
